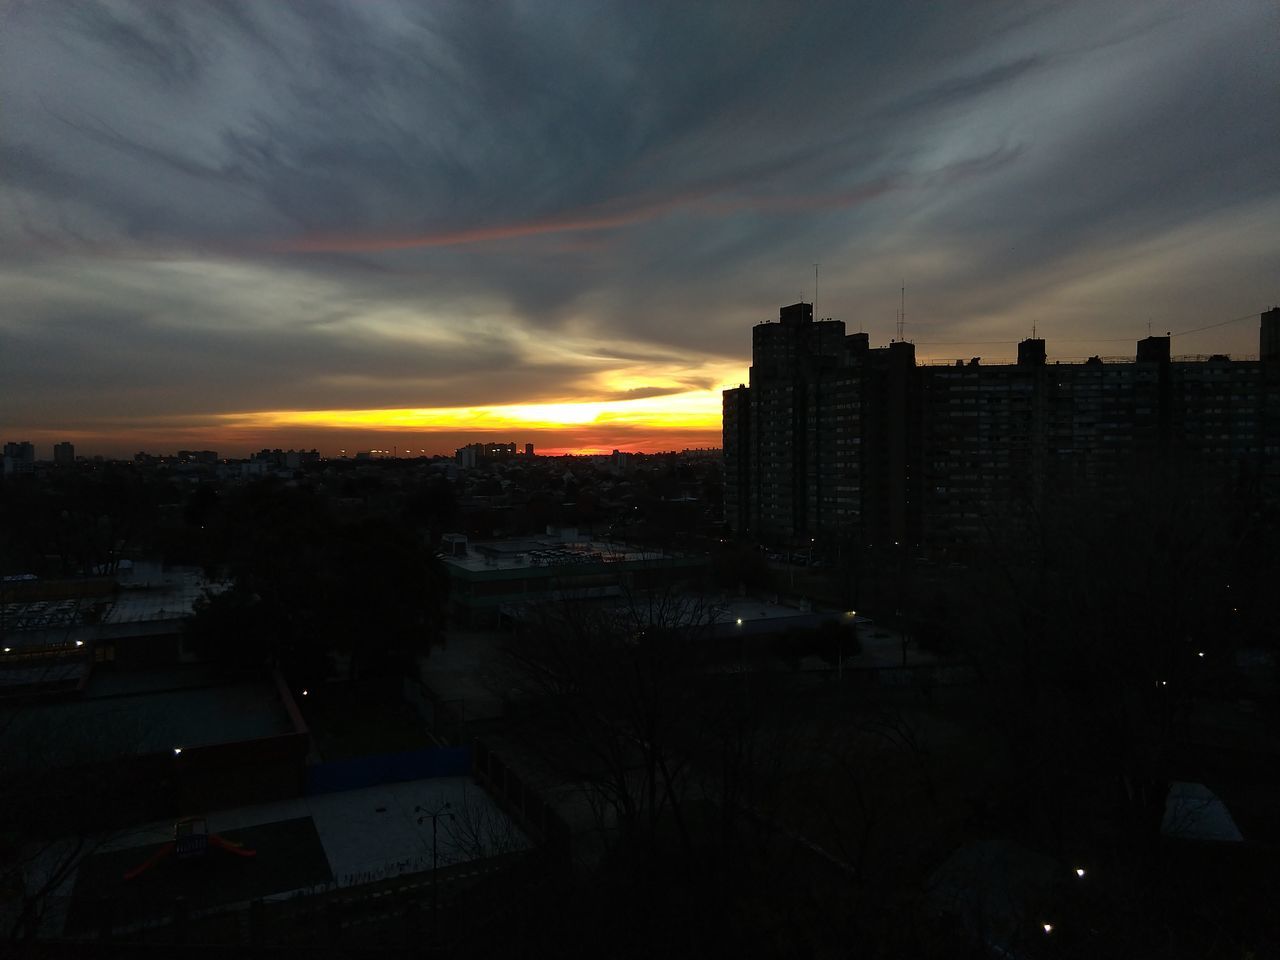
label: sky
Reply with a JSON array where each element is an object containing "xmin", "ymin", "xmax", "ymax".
[{"xmin": 1, "ymin": 0, "xmax": 1277, "ymax": 458}]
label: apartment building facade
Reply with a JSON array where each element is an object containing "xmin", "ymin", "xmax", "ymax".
[{"xmin": 725, "ymin": 304, "xmax": 1280, "ymax": 551}]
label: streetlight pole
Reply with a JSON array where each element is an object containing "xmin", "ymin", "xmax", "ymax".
[
  {"xmin": 416, "ymin": 801, "xmax": 454, "ymax": 939},
  {"xmin": 838, "ymin": 610, "xmax": 854, "ymax": 683}
]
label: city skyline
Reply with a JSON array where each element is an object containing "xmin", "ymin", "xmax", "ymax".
[{"xmin": 2, "ymin": 2, "xmax": 1277, "ymax": 456}]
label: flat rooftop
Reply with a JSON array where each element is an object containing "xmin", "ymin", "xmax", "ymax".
[
  {"xmin": 0, "ymin": 669, "xmax": 295, "ymax": 775},
  {"xmin": 713, "ymin": 598, "xmax": 851, "ymax": 624},
  {"xmin": 443, "ymin": 538, "xmax": 669, "ymax": 574},
  {"xmin": 0, "ymin": 659, "xmax": 88, "ymax": 692},
  {"xmin": 1, "ymin": 565, "xmax": 226, "ymax": 651},
  {"xmin": 36, "ymin": 776, "xmax": 528, "ymax": 937}
]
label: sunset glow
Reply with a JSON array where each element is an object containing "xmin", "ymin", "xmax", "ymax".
[{"xmin": 220, "ymin": 390, "xmax": 724, "ymax": 435}]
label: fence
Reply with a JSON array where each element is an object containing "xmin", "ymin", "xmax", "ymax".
[
  {"xmin": 403, "ymin": 675, "xmax": 469, "ymax": 745},
  {"xmin": 35, "ymin": 848, "xmax": 536, "ymax": 948},
  {"xmin": 473, "ymin": 740, "xmax": 572, "ymax": 865}
]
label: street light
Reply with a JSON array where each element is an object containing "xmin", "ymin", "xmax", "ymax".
[
  {"xmin": 416, "ymin": 801, "xmax": 455, "ymax": 937},
  {"xmin": 839, "ymin": 610, "xmax": 856, "ymax": 683}
]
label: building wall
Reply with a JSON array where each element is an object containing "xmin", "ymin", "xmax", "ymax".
[
  {"xmin": 725, "ymin": 306, "xmax": 1280, "ymax": 552},
  {"xmin": 742, "ymin": 304, "xmax": 864, "ymax": 542},
  {"xmin": 3, "ymin": 440, "xmax": 35, "ymax": 476},
  {"xmin": 444, "ymin": 553, "xmax": 707, "ymax": 623},
  {"xmin": 722, "ymin": 386, "xmax": 751, "ymax": 534}
]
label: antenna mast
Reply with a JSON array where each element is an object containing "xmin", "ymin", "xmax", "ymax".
[
  {"xmin": 896, "ymin": 282, "xmax": 905, "ymax": 341},
  {"xmin": 814, "ymin": 262, "xmax": 819, "ymax": 318}
]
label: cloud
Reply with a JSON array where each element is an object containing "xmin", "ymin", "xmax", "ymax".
[{"xmin": 1, "ymin": 0, "xmax": 1277, "ymax": 454}]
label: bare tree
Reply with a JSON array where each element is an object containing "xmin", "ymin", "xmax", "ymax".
[
  {"xmin": 497, "ymin": 586, "xmax": 721, "ymax": 860},
  {"xmin": 442, "ymin": 783, "xmax": 526, "ymax": 862},
  {"xmin": 1, "ymin": 700, "xmax": 139, "ymax": 942}
]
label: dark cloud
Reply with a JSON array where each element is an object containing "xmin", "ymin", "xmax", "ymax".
[{"xmin": 1, "ymin": 0, "xmax": 1277, "ymax": 453}]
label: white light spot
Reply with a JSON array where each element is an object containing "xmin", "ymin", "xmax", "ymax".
[
  {"xmin": 736, "ymin": 618, "xmax": 743, "ymax": 626},
  {"xmin": 1076, "ymin": 867, "xmax": 1086, "ymax": 878},
  {"xmin": 74, "ymin": 640, "xmax": 84, "ymax": 647},
  {"xmin": 173, "ymin": 747, "xmax": 183, "ymax": 755},
  {"xmin": 1042, "ymin": 923, "xmax": 1054, "ymax": 934}
]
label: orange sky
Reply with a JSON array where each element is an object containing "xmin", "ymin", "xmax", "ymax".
[
  {"xmin": 13, "ymin": 392, "xmax": 729, "ymax": 459},
  {"xmin": 19, "ymin": 425, "xmax": 723, "ymax": 460}
]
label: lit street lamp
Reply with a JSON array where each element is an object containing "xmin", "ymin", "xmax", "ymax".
[{"xmin": 839, "ymin": 610, "xmax": 856, "ymax": 682}]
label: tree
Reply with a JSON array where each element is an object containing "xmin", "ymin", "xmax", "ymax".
[
  {"xmin": 185, "ymin": 482, "xmax": 444, "ymax": 687},
  {"xmin": 497, "ymin": 589, "xmax": 717, "ymax": 862},
  {"xmin": 441, "ymin": 785, "xmax": 525, "ymax": 863},
  {"xmin": 943, "ymin": 469, "xmax": 1266, "ymax": 869}
]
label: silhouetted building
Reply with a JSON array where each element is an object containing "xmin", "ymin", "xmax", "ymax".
[
  {"xmin": 731, "ymin": 303, "xmax": 864, "ymax": 540},
  {"xmin": 439, "ymin": 537, "xmax": 703, "ymax": 623},
  {"xmin": 722, "ymin": 386, "xmax": 751, "ymax": 533},
  {"xmin": 53, "ymin": 441, "xmax": 75, "ymax": 465},
  {"xmin": 725, "ymin": 305, "xmax": 1280, "ymax": 550},
  {"xmin": 1261, "ymin": 306, "xmax": 1280, "ymax": 364},
  {"xmin": 723, "ymin": 304, "xmax": 917, "ymax": 544},
  {"xmin": 247, "ymin": 448, "xmax": 318, "ymax": 469},
  {"xmin": 3, "ymin": 441, "xmax": 35, "ymax": 477},
  {"xmin": 456, "ymin": 442, "xmax": 517, "ymax": 468},
  {"xmin": 284, "ymin": 449, "xmax": 319, "ymax": 469}
]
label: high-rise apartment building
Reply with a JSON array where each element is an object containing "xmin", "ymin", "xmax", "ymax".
[
  {"xmin": 455, "ymin": 441, "xmax": 519, "ymax": 468},
  {"xmin": 2, "ymin": 441, "xmax": 36, "ymax": 477},
  {"xmin": 725, "ymin": 305, "xmax": 1280, "ymax": 551},
  {"xmin": 731, "ymin": 303, "xmax": 861, "ymax": 540},
  {"xmin": 53, "ymin": 441, "xmax": 75, "ymax": 465}
]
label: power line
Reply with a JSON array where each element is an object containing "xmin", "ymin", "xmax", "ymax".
[
  {"xmin": 1169, "ymin": 311, "xmax": 1259, "ymax": 337},
  {"xmin": 914, "ymin": 339, "xmax": 1022, "ymax": 345}
]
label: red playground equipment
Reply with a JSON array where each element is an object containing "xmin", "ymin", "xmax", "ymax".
[{"xmin": 122, "ymin": 817, "xmax": 256, "ymax": 881}]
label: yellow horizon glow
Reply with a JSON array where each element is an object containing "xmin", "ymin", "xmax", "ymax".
[{"xmin": 217, "ymin": 389, "xmax": 727, "ymax": 433}]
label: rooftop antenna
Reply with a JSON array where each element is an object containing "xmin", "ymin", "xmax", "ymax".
[
  {"xmin": 814, "ymin": 261, "xmax": 819, "ymax": 318},
  {"xmin": 896, "ymin": 281, "xmax": 905, "ymax": 341}
]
